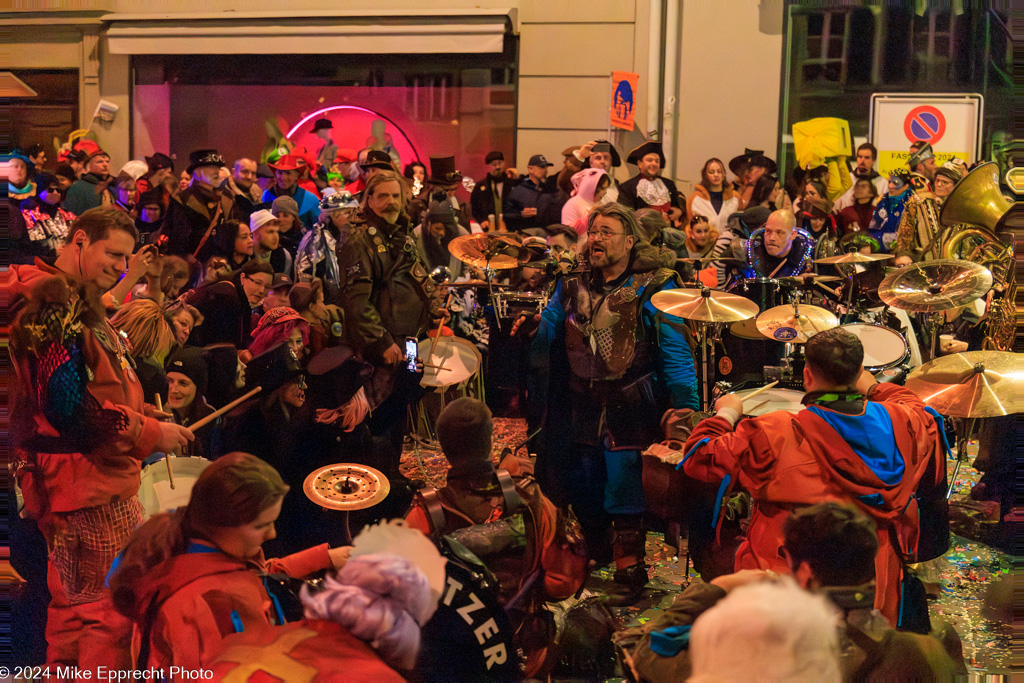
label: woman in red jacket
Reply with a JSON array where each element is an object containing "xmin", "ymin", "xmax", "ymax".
[{"xmin": 108, "ymin": 452, "xmax": 349, "ymax": 670}]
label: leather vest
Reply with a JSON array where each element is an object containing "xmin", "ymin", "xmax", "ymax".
[{"xmin": 563, "ymin": 267, "xmax": 673, "ymax": 383}]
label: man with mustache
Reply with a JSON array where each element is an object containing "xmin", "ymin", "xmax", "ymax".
[{"xmin": 531, "ymin": 202, "xmax": 698, "ymax": 605}]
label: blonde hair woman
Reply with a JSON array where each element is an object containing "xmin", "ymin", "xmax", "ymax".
[{"xmin": 110, "ymin": 298, "xmax": 176, "ymax": 403}]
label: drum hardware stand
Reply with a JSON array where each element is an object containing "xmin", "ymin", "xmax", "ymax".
[
  {"xmin": 693, "ymin": 320, "xmax": 722, "ymax": 412},
  {"xmin": 948, "ymin": 416, "xmax": 978, "ymax": 499}
]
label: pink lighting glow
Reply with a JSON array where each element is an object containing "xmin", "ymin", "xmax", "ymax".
[{"xmin": 286, "ymin": 105, "xmax": 421, "ymax": 161}]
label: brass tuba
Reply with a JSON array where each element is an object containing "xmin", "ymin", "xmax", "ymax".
[
  {"xmin": 939, "ymin": 161, "xmax": 1013, "ymax": 232},
  {"xmin": 938, "ymin": 161, "xmax": 1015, "ymax": 350}
]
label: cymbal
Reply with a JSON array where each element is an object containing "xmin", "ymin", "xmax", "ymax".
[
  {"xmin": 756, "ymin": 303, "xmax": 838, "ymax": 343},
  {"xmin": 905, "ymin": 351, "xmax": 1023, "ymax": 417},
  {"xmin": 303, "ymin": 463, "xmax": 391, "ymax": 511},
  {"xmin": 449, "ymin": 233, "xmax": 529, "ymax": 269},
  {"xmin": 778, "ymin": 273, "xmax": 843, "ymax": 284},
  {"xmin": 651, "ymin": 288, "xmax": 760, "ymax": 323},
  {"xmin": 814, "ymin": 252, "xmax": 894, "ymax": 265},
  {"xmin": 678, "ymin": 256, "xmax": 746, "ymax": 263},
  {"xmin": 442, "ymin": 279, "xmax": 503, "ymax": 288},
  {"xmin": 877, "ymin": 259, "xmax": 992, "ymax": 313}
]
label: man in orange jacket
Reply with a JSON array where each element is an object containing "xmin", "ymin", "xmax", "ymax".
[
  {"xmin": 678, "ymin": 327, "xmax": 947, "ymax": 626},
  {"xmin": 9, "ymin": 208, "xmax": 194, "ymax": 668}
]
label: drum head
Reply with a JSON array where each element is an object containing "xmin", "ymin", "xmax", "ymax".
[
  {"xmin": 733, "ymin": 387, "xmax": 806, "ymax": 416},
  {"xmin": 419, "ymin": 336, "xmax": 482, "ymax": 388},
  {"xmin": 839, "ymin": 323, "xmax": 908, "ymax": 368},
  {"xmin": 139, "ymin": 456, "xmax": 211, "ymax": 516}
]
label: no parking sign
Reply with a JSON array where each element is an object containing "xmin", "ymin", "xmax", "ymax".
[{"xmin": 870, "ymin": 94, "xmax": 983, "ymax": 177}]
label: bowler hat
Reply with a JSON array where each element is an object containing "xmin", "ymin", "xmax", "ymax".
[{"xmin": 310, "ymin": 118, "xmax": 333, "ymax": 133}]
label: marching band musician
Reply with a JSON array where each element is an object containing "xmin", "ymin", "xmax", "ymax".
[
  {"xmin": 9, "ymin": 208, "xmax": 194, "ymax": 669},
  {"xmin": 531, "ymin": 203, "xmax": 698, "ymax": 605},
  {"xmin": 893, "ymin": 160, "xmax": 965, "ymax": 266},
  {"xmin": 676, "ymin": 328, "xmax": 948, "ymax": 627},
  {"xmin": 744, "ymin": 209, "xmax": 815, "ymax": 279}
]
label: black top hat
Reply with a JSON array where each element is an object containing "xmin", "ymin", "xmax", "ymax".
[
  {"xmin": 145, "ymin": 153, "xmax": 174, "ymax": 173},
  {"xmin": 627, "ymin": 141, "xmax": 665, "ymax": 167},
  {"xmin": 362, "ymin": 149, "xmax": 394, "ymax": 171},
  {"xmin": 427, "ymin": 156, "xmax": 463, "ymax": 186},
  {"xmin": 588, "ymin": 139, "xmax": 621, "ymax": 167},
  {"xmin": 310, "ymin": 118, "xmax": 333, "ymax": 133},
  {"xmin": 186, "ymin": 149, "xmax": 224, "ymax": 175}
]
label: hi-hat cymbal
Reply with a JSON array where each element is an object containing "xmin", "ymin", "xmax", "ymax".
[
  {"xmin": 814, "ymin": 252, "xmax": 894, "ymax": 265},
  {"xmin": 651, "ymin": 288, "xmax": 760, "ymax": 323},
  {"xmin": 905, "ymin": 350, "xmax": 1023, "ymax": 417},
  {"xmin": 303, "ymin": 463, "xmax": 391, "ymax": 511},
  {"xmin": 756, "ymin": 303, "xmax": 838, "ymax": 343},
  {"xmin": 877, "ymin": 259, "xmax": 992, "ymax": 313},
  {"xmin": 449, "ymin": 233, "xmax": 529, "ymax": 269},
  {"xmin": 778, "ymin": 273, "xmax": 843, "ymax": 284}
]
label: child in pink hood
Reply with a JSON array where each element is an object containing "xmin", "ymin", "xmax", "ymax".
[{"xmin": 561, "ymin": 168, "xmax": 611, "ymax": 235}]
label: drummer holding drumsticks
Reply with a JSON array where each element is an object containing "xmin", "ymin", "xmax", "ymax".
[
  {"xmin": 676, "ymin": 327, "xmax": 948, "ymax": 628},
  {"xmin": 9, "ymin": 208, "xmax": 194, "ymax": 669}
]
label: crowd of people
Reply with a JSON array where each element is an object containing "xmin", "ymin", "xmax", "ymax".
[{"xmin": 5, "ymin": 122, "xmax": 1013, "ymax": 679}]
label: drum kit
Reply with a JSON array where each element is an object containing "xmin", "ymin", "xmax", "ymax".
[{"xmin": 650, "ymin": 249, "xmax": 1006, "ymax": 413}]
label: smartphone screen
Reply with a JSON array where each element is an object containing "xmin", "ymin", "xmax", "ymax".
[{"xmin": 405, "ymin": 337, "xmax": 418, "ymax": 371}]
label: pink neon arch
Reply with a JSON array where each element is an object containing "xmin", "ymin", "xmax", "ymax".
[{"xmin": 286, "ymin": 105, "xmax": 421, "ymax": 161}]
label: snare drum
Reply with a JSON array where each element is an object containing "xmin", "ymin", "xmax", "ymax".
[
  {"xmin": 733, "ymin": 387, "xmax": 806, "ymax": 416},
  {"xmin": 139, "ymin": 456, "xmax": 210, "ymax": 517},
  {"xmin": 837, "ymin": 323, "xmax": 909, "ymax": 372},
  {"xmin": 492, "ymin": 291, "xmax": 549, "ymax": 320}
]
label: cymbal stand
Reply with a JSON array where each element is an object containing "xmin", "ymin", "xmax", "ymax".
[
  {"xmin": 947, "ymin": 417, "xmax": 978, "ymax": 499},
  {"xmin": 484, "ymin": 263, "xmax": 502, "ymax": 332},
  {"xmin": 694, "ymin": 321, "xmax": 719, "ymax": 411}
]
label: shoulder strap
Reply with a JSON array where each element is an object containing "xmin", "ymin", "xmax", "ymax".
[
  {"xmin": 419, "ymin": 487, "xmax": 448, "ymax": 536},
  {"xmin": 495, "ymin": 469, "xmax": 524, "ymax": 515},
  {"xmin": 191, "ymin": 202, "xmax": 225, "ymax": 259}
]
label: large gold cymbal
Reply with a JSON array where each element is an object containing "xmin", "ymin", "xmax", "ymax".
[
  {"xmin": 877, "ymin": 259, "xmax": 992, "ymax": 313},
  {"xmin": 905, "ymin": 350, "xmax": 1023, "ymax": 417},
  {"xmin": 814, "ymin": 252, "xmax": 894, "ymax": 265},
  {"xmin": 651, "ymin": 288, "xmax": 760, "ymax": 323},
  {"xmin": 756, "ymin": 303, "xmax": 838, "ymax": 343},
  {"xmin": 448, "ymin": 233, "xmax": 530, "ymax": 269}
]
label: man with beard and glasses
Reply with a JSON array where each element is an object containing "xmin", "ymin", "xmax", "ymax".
[{"xmin": 531, "ymin": 202, "xmax": 698, "ymax": 605}]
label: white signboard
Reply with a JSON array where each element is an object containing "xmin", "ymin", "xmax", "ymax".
[{"xmin": 869, "ymin": 93, "xmax": 983, "ymax": 177}]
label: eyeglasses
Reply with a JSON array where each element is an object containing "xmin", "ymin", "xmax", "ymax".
[
  {"xmin": 586, "ymin": 229, "xmax": 626, "ymax": 241},
  {"xmin": 243, "ymin": 273, "xmax": 272, "ymax": 291}
]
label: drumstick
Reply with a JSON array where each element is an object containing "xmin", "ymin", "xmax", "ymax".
[
  {"xmin": 188, "ymin": 386, "xmax": 261, "ymax": 433},
  {"xmin": 154, "ymin": 395, "xmax": 175, "ymax": 490},
  {"xmin": 734, "ymin": 380, "xmax": 779, "ymax": 403},
  {"xmin": 428, "ymin": 292, "xmax": 455, "ymax": 358}
]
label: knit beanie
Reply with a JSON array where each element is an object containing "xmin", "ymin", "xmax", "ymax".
[
  {"xmin": 272, "ymin": 195, "xmax": 300, "ymax": 219},
  {"xmin": 436, "ymin": 398, "xmax": 494, "ymax": 476},
  {"xmin": 425, "ymin": 200, "xmax": 456, "ymax": 228},
  {"xmin": 166, "ymin": 347, "xmax": 209, "ymax": 397}
]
